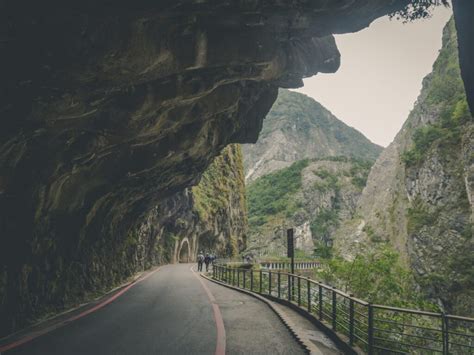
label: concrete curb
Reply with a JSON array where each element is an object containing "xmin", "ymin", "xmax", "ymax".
[{"xmin": 201, "ymin": 273, "xmax": 326, "ymax": 355}]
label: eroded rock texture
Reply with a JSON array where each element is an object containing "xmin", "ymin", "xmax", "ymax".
[
  {"xmin": 0, "ymin": 0, "xmax": 409, "ymax": 335},
  {"xmin": 134, "ymin": 144, "xmax": 247, "ymax": 266}
]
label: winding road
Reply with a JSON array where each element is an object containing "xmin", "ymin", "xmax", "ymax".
[{"xmin": 4, "ymin": 264, "xmax": 305, "ymax": 355}]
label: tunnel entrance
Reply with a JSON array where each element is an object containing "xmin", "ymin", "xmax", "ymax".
[{"xmin": 178, "ymin": 239, "xmax": 191, "ymax": 263}]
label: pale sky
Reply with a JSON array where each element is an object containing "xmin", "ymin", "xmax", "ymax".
[{"xmin": 294, "ymin": 5, "xmax": 453, "ymax": 147}]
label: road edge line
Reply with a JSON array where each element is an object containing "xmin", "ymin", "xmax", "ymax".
[{"xmin": 191, "ymin": 266, "xmax": 226, "ymax": 355}]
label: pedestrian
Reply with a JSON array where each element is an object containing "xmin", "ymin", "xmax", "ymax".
[
  {"xmin": 197, "ymin": 252, "xmax": 204, "ymax": 272},
  {"xmin": 204, "ymin": 254, "xmax": 211, "ymax": 272}
]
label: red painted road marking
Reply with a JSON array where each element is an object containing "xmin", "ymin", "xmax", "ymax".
[
  {"xmin": 0, "ymin": 267, "xmax": 162, "ymax": 353},
  {"xmin": 191, "ymin": 266, "xmax": 226, "ymax": 355}
]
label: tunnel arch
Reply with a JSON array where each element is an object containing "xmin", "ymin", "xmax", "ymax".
[{"xmin": 178, "ymin": 238, "xmax": 191, "ymax": 263}]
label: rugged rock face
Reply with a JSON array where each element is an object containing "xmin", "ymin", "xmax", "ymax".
[
  {"xmin": 243, "ymin": 90, "xmax": 382, "ymax": 181},
  {"xmin": 334, "ymin": 18, "xmax": 474, "ymax": 316},
  {"xmin": 137, "ymin": 144, "xmax": 247, "ymax": 265},
  {"xmin": 0, "ymin": 143, "xmax": 247, "ymax": 334},
  {"xmin": 0, "ymin": 0, "xmax": 412, "ymax": 336},
  {"xmin": 246, "ymin": 157, "xmax": 373, "ymax": 257}
]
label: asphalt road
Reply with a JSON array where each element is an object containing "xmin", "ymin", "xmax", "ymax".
[{"xmin": 6, "ymin": 264, "xmax": 305, "ymax": 355}]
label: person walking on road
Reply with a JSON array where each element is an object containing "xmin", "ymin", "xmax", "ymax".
[
  {"xmin": 204, "ymin": 254, "xmax": 211, "ymax": 272},
  {"xmin": 197, "ymin": 253, "xmax": 204, "ymax": 272}
]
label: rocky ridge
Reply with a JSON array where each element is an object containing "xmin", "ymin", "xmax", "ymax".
[{"xmin": 243, "ymin": 89, "xmax": 382, "ymax": 181}]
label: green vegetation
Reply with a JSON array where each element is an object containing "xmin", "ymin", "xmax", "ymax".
[
  {"xmin": 246, "ymin": 159, "xmax": 309, "ymax": 229},
  {"xmin": 312, "ymin": 169, "xmax": 338, "ymax": 192},
  {"xmin": 246, "ymin": 156, "xmax": 374, "ymax": 257},
  {"xmin": 402, "ymin": 20, "xmax": 472, "ymax": 168},
  {"xmin": 310, "ymin": 209, "xmax": 339, "ymax": 242},
  {"xmin": 315, "ymin": 246, "xmax": 437, "ymax": 309},
  {"xmin": 401, "ymin": 125, "xmax": 444, "ymax": 165},
  {"xmin": 313, "ymin": 244, "xmax": 333, "ymax": 259},
  {"xmin": 190, "ymin": 144, "xmax": 247, "ymax": 259},
  {"xmin": 397, "ymin": 19, "xmax": 474, "ymax": 316},
  {"xmin": 406, "ymin": 198, "xmax": 439, "ymax": 235},
  {"xmin": 449, "ymin": 253, "xmax": 474, "ymax": 289},
  {"xmin": 363, "ymin": 224, "xmax": 383, "ymax": 243},
  {"xmin": 193, "ymin": 144, "xmax": 246, "ymax": 224},
  {"xmin": 390, "ymin": 0, "xmax": 449, "ymax": 22},
  {"xmin": 349, "ymin": 159, "xmax": 372, "ymax": 190}
]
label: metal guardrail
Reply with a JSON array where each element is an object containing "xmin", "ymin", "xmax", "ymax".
[
  {"xmin": 260, "ymin": 261, "xmax": 320, "ymax": 270},
  {"xmin": 216, "ymin": 260, "xmax": 320, "ymax": 270},
  {"xmin": 212, "ymin": 265, "xmax": 474, "ymax": 354}
]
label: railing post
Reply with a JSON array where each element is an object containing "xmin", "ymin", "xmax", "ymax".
[
  {"xmin": 250, "ymin": 270, "xmax": 254, "ymax": 291},
  {"xmin": 291, "ymin": 275, "xmax": 295, "ymax": 301},
  {"xmin": 318, "ymin": 284, "xmax": 323, "ymax": 320},
  {"xmin": 288, "ymin": 274, "xmax": 291, "ymax": 301},
  {"xmin": 243, "ymin": 270, "xmax": 246, "ymax": 289},
  {"xmin": 259, "ymin": 270, "xmax": 263, "ymax": 293},
  {"xmin": 368, "ymin": 304, "xmax": 374, "ymax": 355},
  {"xmin": 297, "ymin": 277, "xmax": 301, "ymax": 307},
  {"xmin": 233, "ymin": 268, "xmax": 236, "ymax": 286},
  {"xmin": 442, "ymin": 313, "xmax": 449, "ymax": 355},
  {"xmin": 332, "ymin": 289, "xmax": 337, "ymax": 331},
  {"xmin": 237, "ymin": 269, "xmax": 240, "ymax": 287},
  {"xmin": 278, "ymin": 272, "xmax": 281, "ymax": 298},
  {"xmin": 349, "ymin": 298, "xmax": 355, "ymax": 346},
  {"xmin": 307, "ymin": 279, "xmax": 311, "ymax": 313},
  {"xmin": 269, "ymin": 271, "xmax": 272, "ymax": 295}
]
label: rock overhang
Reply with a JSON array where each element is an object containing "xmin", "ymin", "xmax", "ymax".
[{"xmin": 2, "ymin": 0, "xmax": 437, "ymax": 336}]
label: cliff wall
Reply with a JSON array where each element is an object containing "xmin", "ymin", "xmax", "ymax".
[{"xmin": 334, "ymin": 18, "xmax": 474, "ymax": 316}]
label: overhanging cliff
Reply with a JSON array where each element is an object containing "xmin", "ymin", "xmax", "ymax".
[{"xmin": 0, "ymin": 0, "xmax": 422, "ymax": 336}]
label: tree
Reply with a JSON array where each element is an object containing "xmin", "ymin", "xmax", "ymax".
[{"xmin": 390, "ymin": 0, "xmax": 449, "ymax": 22}]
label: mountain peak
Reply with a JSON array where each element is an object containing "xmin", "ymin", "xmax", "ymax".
[{"xmin": 242, "ymin": 89, "xmax": 382, "ymax": 181}]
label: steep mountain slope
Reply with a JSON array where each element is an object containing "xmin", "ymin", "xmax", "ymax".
[
  {"xmin": 242, "ymin": 90, "xmax": 382, "ymax": 181},
  {"xmin": 334, "ymin": 18, "xmax": 473, "ymax": 316},
  {"xmin": 245, "ymin": 157, "xmax": 372, "ymax": 257}
]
